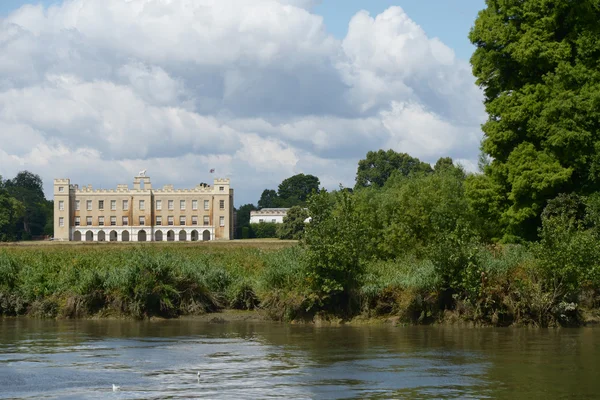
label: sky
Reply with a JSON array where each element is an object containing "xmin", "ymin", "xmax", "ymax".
[{"xmin": 0, "ymin": 0, "xmax": 487, "ymax": 206}]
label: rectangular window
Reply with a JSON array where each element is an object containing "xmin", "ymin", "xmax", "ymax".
[
  {"xmin": 58, "ymin": 186, "xmax": 64, "ymax": 192},
  {"xmin": 272, "ymin": 219, "xmax": 276, "ymax": 223},
  {"xmin": 219, "ymin": 200, "xmax": 225, "ymax": 210},
  {"xmin": 191, "ymin": 216, "xmax": 198, "ymax": 225},
  {"xmin": 75, "ymin": 217, "xmax": 80, "ymax": 226},
  {"xmin": 219, "ymin": 186, "xmax": 224, "ymax": 192},
  {"xmin": 110, "ymin": 216, "xmax": 116, "ymax": 226},
  {"xmin": 168, "ymin": 216, "xmax": 174, "ymax": 226},
  {"xmin": 192, "ymin": 200, "xmax": 198, "ymax": 210},
  {"xmin": 59, "ymin": 200, "xmax": 64, "ymax": 211},
  {"xmin": 180, "ymin": 200, "xmax": 186, "ymax": 210},
  {"xmin": 99, "ymin": 200, "xmax": 104, "ymax": 210},
  {"xmin": 59, "ymin": 217, "xmax": 64, "ymax": 227},
  {"xmin": 259, "ymin": 219, "xmax": 264, "ymax": 223},
  {"xmin": 75, "ymin": 200, "xmax": 80, "ymax": 211},
  {"xmin": 156, "ymin": 216, "xmax": 162, "ymax": 225},
  {"xmin": 179, "ymin": 216, "xmax": 186, "ymax": 225},
  {"xmin": 122, "ymin": 216, "xmax": 129, "ymax": 226},
  {"xmin": 139, "ymin": 216, "xmax": 145, "ymax": 225},
  {"xmin": 86, "ymin": 216, "xmax": 92, "ymax": 226},
  {"xmin": 168, "ymin": 200, "xmax": 174, "ymax": 210},
  {"xmin": 139, "ymin": 200, "xmax": 145, "ymax": 210},
  {"xmin": 156, "ymin": 200, "xmax": 162, "ymax": 210},
  {"xmin": 219, "ymin": 216, "xmax": 225, "ymax": 227},
  {"xmin": 98, "ymin": 216, "xmax": 104, "ymax": 226},
  {"xmin": 123, "ymin": 200, "xmax": 129, "ymax": 210},
  {"xmin": 203, "ymin": 216, "xmax": 210, "ymax": 226},
  {"xmin": 204, "ymin": 200, "xmax": 209, "ymax": 210},
  {"xmin": 111, "ymin": 200, "xmax": 116, "ymax": 210},
  {"xmin": 87, "ymin": 200, "xmax": 92, "ymax": 211}
]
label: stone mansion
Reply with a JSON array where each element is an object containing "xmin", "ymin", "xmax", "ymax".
[{"xmin": 53, "ymin": 174, "xmax": 234, "ymax": 242}]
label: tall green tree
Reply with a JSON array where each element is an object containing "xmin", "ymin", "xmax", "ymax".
[
  {"xmin": 355, "ymin": 149, "xmax": 432, "ymax": 189},
  {"xmin": 235, "ymin": 203, "xmax": 257, "ymax": 238},
  {"xmin": 470, "ymin": 0, "xmax": 600, "ymax": 240},
  {"xmin": 277, "ymin": 174, "xmax": 320, "ymax": 205},
  {"xmin": 4, "ymin": 171, "xmax": 50, "ymax": 239},
  {"xmin": 277, "ymin": 206, "xmax": 309, "ymax": 240},
  {"xmin": 257, "ymin": 189, "xmax": 280, "ymax": 209},
  {"xmin": 0, "ymin": 176, "xmax": 25, "ymax": 241}
]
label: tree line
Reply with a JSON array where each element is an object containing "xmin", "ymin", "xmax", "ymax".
[{"xmin": 0, "ymin": 171, "xmax": 53, "ymax": 241}]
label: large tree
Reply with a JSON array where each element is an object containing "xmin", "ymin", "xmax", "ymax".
[
  {"xmin": 257, "ymin": 189, "xmax": 280, "ymax": 209},
  {"xmin": 355, "ymin": 150, "xmax": 432, "ymax": 189},
  {"xmin": 277, "ymin": 173, "xmax": 320, "ymax": 205},
  {"xmin": 469, "ymin": 0, "xmax": 600, "ymax": 240},
  {"xmin": 4, "ymin": 171, "xmax": 51, "ymax": 239},
  {"xmin": 277, "ymin": 206, "xmax": 309, "ymax": 240}
]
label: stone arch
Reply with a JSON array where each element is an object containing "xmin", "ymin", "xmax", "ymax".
[
  {"xmin": 122, "ymin": 231, "xmax": 130, "ymax": 242},
  {"xmin": 109, "ymin": 231, "xmax": 117, "ymax": 242},
  {"xmin": 155, "ymin": 230, "xmax": 163, "ymax": 241},
  {"xmin": 167, "ymin": 230, "xmax": 175, "ymax": 242},
  {"xmin": 179, "ymin": 230, "xmax": 187, "ymax": 241},
  {"xmin": 202, "ymin": 230, "xmax": 211, "ymax": 241},
  {"xmin": 98, "ymin": 231, "xmax": 106, "ymax": 242},
  {"xmin": 73, "ymin": 231, "xmax": 82, "ymax": 241},
  {"xmin": 85, "ymin": 231, "xmax": 93, "ymax": 241},
  {"xmin": 138, "ymin": 230, "xmax": 147, "ymax": 242},
  {"xmin": 191, "ymin": 230, "xmax": 199, "ymax": 241}
]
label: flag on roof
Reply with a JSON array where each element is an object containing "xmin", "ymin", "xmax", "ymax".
[{"xmin": 209, "ymin": 168, "xmax": 215, "ymax": 173}]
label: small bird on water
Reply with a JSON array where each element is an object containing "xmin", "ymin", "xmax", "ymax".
[{"xmin": 112, "ymin": 384, "xmax": 120, "ymax": 392}]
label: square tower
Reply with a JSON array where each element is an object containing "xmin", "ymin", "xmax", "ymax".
[{"xmin": 54, "ymin": 179, "xmax": 71, "ymax": 240}]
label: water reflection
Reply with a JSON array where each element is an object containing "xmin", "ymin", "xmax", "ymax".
[{"xmin": 0, "ymin": 319, "xmax": 597, "ymax": 399}]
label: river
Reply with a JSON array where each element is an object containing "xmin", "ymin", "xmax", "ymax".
[{"xmin": 0, "ymin": 318, "xmax": 597, "ymax": 399}]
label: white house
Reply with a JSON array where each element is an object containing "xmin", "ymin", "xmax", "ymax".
[{"xmin": 249, "ymin": 208, "xmax": 288, "ymax": 224}]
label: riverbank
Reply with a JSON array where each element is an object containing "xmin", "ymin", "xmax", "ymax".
[{"xmin": 0, "ymin": 242, "xmax": 598, "ymax": 327}]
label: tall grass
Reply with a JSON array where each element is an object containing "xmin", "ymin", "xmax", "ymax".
[{"xmin": 0, "ymin": 242, "xmax": 597, "ymax": 326}]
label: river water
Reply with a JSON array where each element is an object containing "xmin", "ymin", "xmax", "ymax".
[{"xmin": 0, "ymin": 318, "xmax": 597, "ymax": 399}]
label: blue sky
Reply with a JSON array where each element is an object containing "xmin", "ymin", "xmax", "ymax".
[{"xmin": 1, "ymin": 0, "xmax": 486, "ymax": 60}]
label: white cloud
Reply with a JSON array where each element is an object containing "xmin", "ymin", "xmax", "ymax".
[{"xmin": 0, "ymin": 1, "xmax": 484, "ymax": 205}]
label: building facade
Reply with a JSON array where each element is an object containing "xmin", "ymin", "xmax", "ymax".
[
  {"xmin": 54, "ymin": 175, "xmax": 234, "ymax": 242},
  {"xmin": 249, "ymin": 208, "xmax": 289, "ymax": 224}
]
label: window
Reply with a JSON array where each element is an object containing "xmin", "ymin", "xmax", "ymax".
[
  {"xmin": 156, "ymin": 200, "xmax": 162, "ymax": 210},
  {"xmin": 219, "ymin": 200, "xmax": 225, "ymax": 210},
  {"xmin": 98, "ymin": 216, "xmax": 104, "ymax": 226},
  {"xmin": 219, "ymin": 186, "xmax": 224, "ymax": 192},
  {"xmin": 139, "ymin": 200, "xmax": 145, "ymax": 210},
  {"xmin": 122, "ymin": 216, "xmax": 129, "ymax": 226},
  {"xmin": 204, "ymin": 200, "xmax": 209, "ymax": 210},
  {"xmin": 58, "ymin": 186, "xmax": 64, "ymax": 192},
  {"xmin": 59, "ymin": 217, "xmax": 64, "ymax": 227},
  {"xmin": 203, "ymin": 216, "xmax": 210, "ymax": 226},
  {"xmin": 87, "ymin": 200, "xmax": 92, "ymax": 211},
  {"xmin": 86, "ymin": 216, "xmax": 92, "ymax": 226},
  {"xmin": 99, "ymin": 200, "xmax": 104, "ymax": 210},
  {"xmin": 139, "ymin": 216, "xmax": 145, "ymax": 225},
  {"xmin": 168, "ymin": 216, "xmax": 174, "ymax": 226},
  {"xmin": 179, "ymin": 216, "xmax": 186, "ymax": 225},
  {"xmin": 259, "ymin": 219, "xmax": 264, "ymax": 223},
  {"xmin": 123, "ymin": 200, "xmax": 129, "ymax": 210},
  {"xmin": 59, "ymin": 200, "xmax": 64, "ymax": 211},
  {"xmin": 75, "ymin": 217, "xmax": 80, "ymax": 226},
  {"xmin": 168, "ymin": 200, "xmax": 174, "ymax": 210},
  {"xmin": 156, "ymin": 216, "xmax": 162, "ymax": 225},
  {"xmin": 75, "ymin": 200, "xmax": 80, "ymax": 211},
  {"xmin": 219, "ymin": 216, "xmax": 225, "ymax": 227},
  {"xmin": 111, "ymin": 200, "xmax": 116, "ymax": 210},
  {"xmin": 191, "ymin": 216, "xmax": 198, "ymax": 225},
  {"xmin": 272, "ymin": 219, "xmax": 276, "ymax": 223},
  {"xmin": 180, "ymin": 200, "xmax": 186, "ymax": 210},
  {"xmin": 192, "ymin": 200, "xmax": 198, "ymax": 210},
  {"xmin": 110, "ymin": 216, "xmax": 116, "ymax": 226}
]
